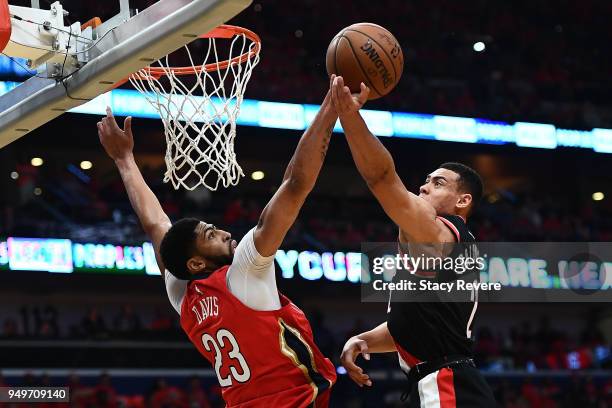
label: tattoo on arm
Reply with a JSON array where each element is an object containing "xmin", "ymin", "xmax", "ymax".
[{"xmin": 320, "ymin": 124, "xmax": 334, "ymax": 161}]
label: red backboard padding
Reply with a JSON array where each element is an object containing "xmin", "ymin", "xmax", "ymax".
[{"xmin": 0, "ymin": 1, "xmax": 10, "ymax": 53}]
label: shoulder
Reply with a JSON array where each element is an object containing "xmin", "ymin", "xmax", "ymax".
[
  {"xmin": 229, "ymin": 227, "xmax": 276, "ymax": 272},
  {"xmin": 436, "ymin": 215, "xmax": 475, "ymax": 242},
  {"xmin": 190, "ymin": 266, "xmax": 230, "ymax": 291},
  {"xmin": 180, "ymin": 267, "xmax": 230, "ymax": 312}
]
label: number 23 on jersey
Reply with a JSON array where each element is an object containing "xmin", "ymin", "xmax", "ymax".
[{"xmin": 202, "ymin": 329, "xmax": 251, "ymax": 386}]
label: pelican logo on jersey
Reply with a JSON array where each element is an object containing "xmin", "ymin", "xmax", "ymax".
[
  {"xmin": 192, "ymin": 296, "xmax": 219, "ymax": 325},
  {"xmin": 360, "ymin": 40, "xmax": 392, "ymax": 88}
]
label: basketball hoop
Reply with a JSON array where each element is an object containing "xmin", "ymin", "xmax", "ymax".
[{"xmin": 129, "ymin": 24, "xmax": 261, "ymax": 191}]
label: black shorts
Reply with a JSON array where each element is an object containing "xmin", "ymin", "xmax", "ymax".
[{"xmin": 406, "ymin": 365, "xmax": 498, "ymax": 408}]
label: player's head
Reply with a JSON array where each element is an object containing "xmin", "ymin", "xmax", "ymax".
[
  {"xmin": 159, "ymin": 218, "xmax": 237, "ymax": 279},
  {"xmin": 418, "ymin": 162, "xmax": 483, "ymax": 218}
]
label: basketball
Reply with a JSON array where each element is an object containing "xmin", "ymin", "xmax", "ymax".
[{"xmin": 326, "ymin": 22, "xmax": 404, "ymax": 100}]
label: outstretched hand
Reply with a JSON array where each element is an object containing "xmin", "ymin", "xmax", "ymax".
[
  {"xmin": 97, "ymin": 107, "xmax": 134, "ymax": 161},
  {"xmin": 330, "ymin": 75, "xmax": 370, "ymax": 116},
  {"xmin": 340, "ymin": 336, "xmax": 373, "ymax": 387}
]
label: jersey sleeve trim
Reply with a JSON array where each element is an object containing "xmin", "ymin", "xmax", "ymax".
[{"xmin": 437, "ymin": 216, "xmax": 461, "ymax": 242}]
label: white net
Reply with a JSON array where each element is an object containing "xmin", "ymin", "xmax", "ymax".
[{"xmin": 129, "ymin": 27, "xmax": 260, "ymax": 191}]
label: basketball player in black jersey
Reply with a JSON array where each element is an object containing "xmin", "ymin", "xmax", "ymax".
[{"xmin": 331, "ymin": 76, "xmax": 497, "ymax": 407}]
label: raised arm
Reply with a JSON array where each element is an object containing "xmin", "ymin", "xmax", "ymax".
[
  {"xmin": 97, "ymin": 108, "xmax": 172, "ymax": 274},
  {"xmin": 253, "ymin": 87, "xmax": 338, "ymax": 256},
  {"xmin": 331, "ymin": 77, "xmax": 454, "ymax": 243}
]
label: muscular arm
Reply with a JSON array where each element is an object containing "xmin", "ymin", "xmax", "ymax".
[
  {"xmin": 115, "ymin": 156, "xmax": 172, "ymax": 272},
  {"xmin": 332, "ymin": 77, "xmax": 454, "ymax": 243},
  {"xmin": 352, "ymin": 321, "xmax": 396, "ymax": 353},
  {"xmin": 253, "ymin": 90, "xmax": 337, "ymax": 256},
  {"xmin": 98, "ymin": 108, "xmax": 171, "ymax": 275}
]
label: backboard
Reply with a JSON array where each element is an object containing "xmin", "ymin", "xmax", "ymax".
[{"xmin": 0, "ymin": 0, "xmax": 253, "ymax": 149}]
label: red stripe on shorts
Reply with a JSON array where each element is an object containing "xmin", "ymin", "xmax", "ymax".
[
  {"xmin": 436, "ymin": 367, "xmax": 457, "ymax": 408},
  {"xmin": 395, "ymin": 342, "xmax": 422, "ymax": 368}
]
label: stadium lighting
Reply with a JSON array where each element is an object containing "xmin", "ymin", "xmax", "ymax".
[
  {"xmin": 251, "ymin": 171, "xmax": 265, "ymax": 181},
  {"xmin": 10, "ymin": 171, "xmax": 18, "ymax": 180},
  {"xmin": 592, "ymin": 192, "xmax": 604, "ymax": 201},
  {"xmin": 31, "ymin": 157, "xmax": 43, "ymax": 167},
  {"xmin": 33, "ymin": 187, "xmax": 42, "ymax": 196},
  {"xmin": 80, "ymin": 160, "xmax": 93, "ymax": 170},
  {"xmin": 473, "ymin": 41, "xmax": 486, "ymax": 52}
]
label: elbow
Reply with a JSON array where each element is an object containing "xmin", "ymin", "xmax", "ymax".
[
  {"xmin": 142, "ymin": 217, "xmax": 171, "ymax": 236},
  {"xmin": 285, "ymin": 171, "xmax": 314, "ymax": 196},
  {"xmin": 285, "ymin": 178, "xmax": 313, "ymax": 198},
  {"xmin": 364, "ymin": 163, "xmax": 395, "ymax": 190}
]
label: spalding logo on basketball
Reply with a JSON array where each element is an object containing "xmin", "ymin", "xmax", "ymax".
[{"xmin": 326, "ymin": 23, "xmax": 404, "ymax": 100}]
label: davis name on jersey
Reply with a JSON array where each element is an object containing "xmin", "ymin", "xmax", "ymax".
[
  {"xmin": 190, "ymin": 292, "xmax": 219, "ymax": 324},
  {"xmin": 180, "ymin": 265, "xmax": 336, "ymax": 408}
]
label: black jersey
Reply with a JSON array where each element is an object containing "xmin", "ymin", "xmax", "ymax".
[{"xmin": 387, "ymin": 215, "xmax": 479, "ymax": 369}]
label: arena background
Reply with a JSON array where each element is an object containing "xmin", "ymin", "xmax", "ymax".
[{"xmin": 0, "ymin": 0, "xmax": 611, "ymax": 407}]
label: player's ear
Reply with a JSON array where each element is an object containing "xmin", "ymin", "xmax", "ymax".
[
  {"xmin": 187, "ymin": 256, "xmax": 206, "ymax": 274},
  {"xmin": 456, "ymin": 193, "xmax": 472, "ymax": 209}
]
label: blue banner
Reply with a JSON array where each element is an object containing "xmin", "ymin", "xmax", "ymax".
[{"xmin": 0, "ymin": 79, "xmax": 609, "ymax": 154}]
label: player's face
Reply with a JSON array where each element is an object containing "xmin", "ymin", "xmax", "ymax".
[
  {"xmin": 193, "ymin": 221, "xmax": 237, "ymax": 270},
  {"xmin": 418, "ymin": 168, "xmax": 464, "ymax": 215}
]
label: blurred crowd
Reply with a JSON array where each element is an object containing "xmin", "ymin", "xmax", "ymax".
[
  {"xmin": 493, "ymin": 375, "xmax": 612, "ymax": 408},
  {"xmin": 1, "ymin": 158, "xmax": 612, "ymax": 248},
  {"xmin": 1, "ymin": 304, "xmax": 610, "ymax": 373},
  {"xmin": 0, "ymin": 373, "xmax": 221, "ymax": 408},
  {"xmin": 1, "ymin": 304, "xmax": 179, "ymax": 341},
  {"xmin": 1, "ymin": 371, "xmax": 611, "ymax": 408},
  {"xmin": 473, "ymin": 317, "xmax": 610, "ymax": 371}
]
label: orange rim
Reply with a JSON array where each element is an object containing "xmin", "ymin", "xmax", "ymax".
[{"xmin": 133, "ymin": 24, "xmax": 260, "ymax": 80}]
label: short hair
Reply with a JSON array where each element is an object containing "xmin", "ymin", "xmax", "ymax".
[
  {"xmin": 159, "ymin": 218, "xmax": 200, "ymax": 279},
  {"xmin": 439, "ymin": 162, "xmax": 483, "ymax": 212}
]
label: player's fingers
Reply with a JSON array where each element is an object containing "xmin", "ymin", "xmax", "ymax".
[
  {"xmin": 335, "ymin": 77, "xmax": 347, "ymax": 99},
  {"xmin": 342, "ymin": 85, "xmax": 355, "ymax": 109},
  {"xmin": 124, "ymin": 116, "xmax": 132, "ymax": 135},
  {"xmin": 340, "ymin": 346, "xmax": 358, "ymax": 365},
  {"xmin": 343, "ymin": 86, "xmax": 351, "ymax": 96},
  {"xmin": 348, "ymin": 371, "xmax": 371, "ymax": 387},
  {"xmin": 331, "ymin": 76, "xmax": 339, "ymax": 106},
  {"xmin": 341, "ymin": 85, "xmax": 354, "ymax": 108},
  {"xmin": 358, "ymin": 82, "xmax": 370, "ymax": 105},
  {"xmin": 338, "ymin": 79, "xmax": 351, "ymax": 102},
  {"xmin": 357, "ymin": 340, "xmax": 371, "ymax": 361},
  {"xmin": 105, "ymin": 107, "xmax": 121, "ymax": 130},
  {"xmin": 348, "ymin": 373, "xmax": 365, "ymax": 387},
  {"xmin": 336, "ymin": 75, "xmax": 344, "ymax": 88},
  {"xmin": 342, "ymin": 358, "xmax": 363, "ymax": 374},
  {"xmin": 336, "ymin": 77, "xmax": 352, "ymax": 110},
  {"xmin": 340, "ymin": 349, "xmax": 356, "ymax": 365},
  {"xmin": 332, "ymin": 76, "xmax": 343, "ymax": 109}
]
